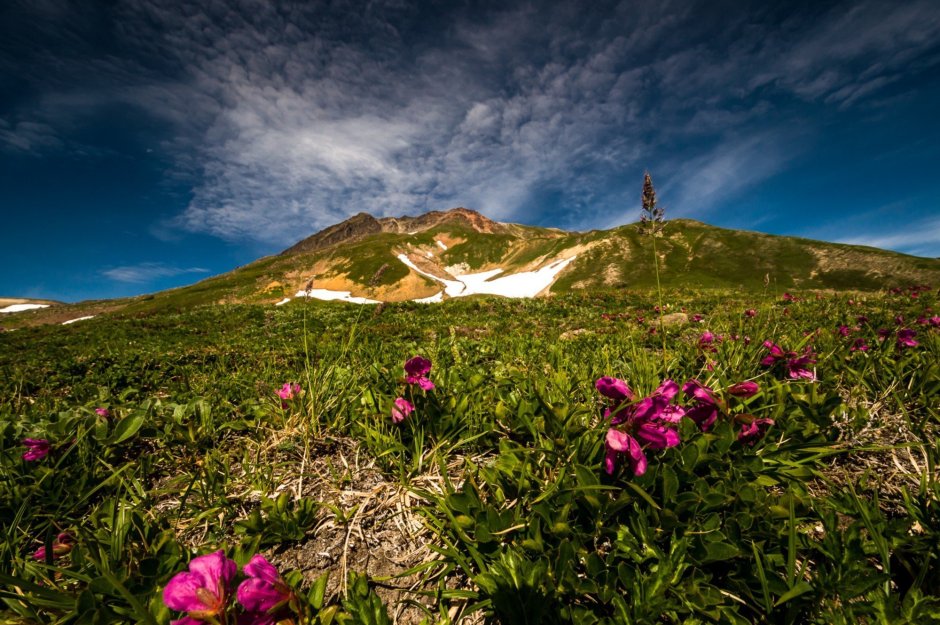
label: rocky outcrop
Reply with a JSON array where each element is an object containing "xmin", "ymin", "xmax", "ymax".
[{"xmin": 281, "ymin": 212, "xmax": 383, "ymax": 255}]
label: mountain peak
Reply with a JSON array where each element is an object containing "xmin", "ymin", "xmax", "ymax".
[{"xmin": 282, "ymin": 207, "xmax": 505, "ymax": 255}]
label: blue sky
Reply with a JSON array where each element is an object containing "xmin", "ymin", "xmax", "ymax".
[{"xmin": 1, "ymin": 0, "xmax": 939, "ymax": 302}]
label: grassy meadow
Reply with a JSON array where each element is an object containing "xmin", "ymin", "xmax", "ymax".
[{"xmin": 1, "ymin": 285, "xmax": 939, "ymax": 624}]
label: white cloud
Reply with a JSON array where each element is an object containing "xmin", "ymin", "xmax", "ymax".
[
  {"xmin": 102, "ymin": 263, "xmax": 209, "ymax": 283},
  {"xmin": 836, "ymin": 217, "xmax": 940, "ymax": 257}
]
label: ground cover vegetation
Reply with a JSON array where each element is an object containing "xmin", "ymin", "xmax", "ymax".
[{"xmin": 1, "ymin": 284, "xmax": 939, "ymax": 624}]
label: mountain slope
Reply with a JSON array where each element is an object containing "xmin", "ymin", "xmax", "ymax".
[
  {"xmin": 144, "ymin": 208, "xmax": 940, "ymax": 308},
  {"xmin": 4, "ymin": 208, "xmax": 939, "ymax": 328}
]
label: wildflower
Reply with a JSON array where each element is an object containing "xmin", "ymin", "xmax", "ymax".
[
  {"xmin": 691, "ymin": 314, "xmax": 704, "ymax": 323},
  {"xmin": 761, "ymin": 342, "xmax": 816, "ymax": 380},
  {"xmin": 404, "ymin": 356, "xmax": 435, "ymax": 391},
  {"xmin": 786, "ymin": 350, "xmax": 817, "ymax": 380},
  {"xmin": 631, "ymin": 379, "xmax": 685, "ymax": 424},
  {"xmin": 856, "ymin": 315, "xmax": 868, "ymax": 324},
  {"xmin": 163, "ymin": 550, "xmax": 238, "ymax": 624},
  {"xmin": 738, "ymin": 418, "xmax": 775, "ymax": 445},
  {"xmin": 895, "ymin": 315, "xmax": 904, "ymax": 325},
  {"xmin": 698, "ymin": 331, "xmax": 717, "ymax": 351},
  {"xmin": 94, "ymin": 407, "xmax": 110, "ymax": 417},
  {"xmin": 237, "ymin": 555, "xmax": 296, "ymax": 622},
  {"xmin": 897, "ymin": 329, "xmax": 919, "ymax": 348},
  {"xmin": 930, "ymin": 316, "xmax": 940, "ymax": 327},
  {"xmin": 32, "ymin": 532, "xmax": 74, "ymax": 561},
  {"xmin": 850, "ymin": 338, "xmax": 870, "ymax": 352},
  {"xmin": 728, "ymin": 381, "xmax": 759, "ymax": 397},
  {"xmin": 836, "ymin": 325, "xmax": 851, "ymax": 337},
  {"xmin": 22, "ymin": 439, "xmax": 50, "ymax": 461},
  {"xmin": 596, "ymin": 376, "xmax": 633, "ymax": 403},
  {"xmin": 782, "ymin": 293, "xmax": 795, "ymax": 302},
  {"xmin": 390, "ymin": 398, "xmax": 414, "ymax": 424},
  {"xmin": 601, "ymin": 379, "xmax": 681, "ymax": 476},
  {"xmin": 877, "ymin": 328, "xmax": 891, "ymax": 341},
  {"xmin": 744, "ymin": 309, "xmax": 757, "ymax": 318},
  {"xmin": 683, "ymin": 379, "xmax": 720, "ymax": 431}
]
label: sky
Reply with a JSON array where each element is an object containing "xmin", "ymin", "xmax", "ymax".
[{"xmin": 1, "ymin": 0, "xmax": 939, "ymax": 302}]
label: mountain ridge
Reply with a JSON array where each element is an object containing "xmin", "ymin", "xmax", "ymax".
[{"xmin": 3, "ymin": 208, "xmax": 939, "ymax": 328}]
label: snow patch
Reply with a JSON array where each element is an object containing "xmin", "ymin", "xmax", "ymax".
[
  {"xmin": 62, "ymin": 316, "xmax": 95, "ymax": 325},
  {"xmin": 1, "ymin": 303, "xmax": 49, "ymax": 313},
  {"xmin": 398, "ymin": 254, "xmax": 577, "ymax": 300},
  {"xmin": 274, "ymin": 298, "xmax": 291, "ymax": 306},
  {"xmin": 436, "ymin": 240, "xmax": 448, "ymax": 250},
  {"xmin": 414, "ymin": 291, "xmax": 444, "ymax": 303},
  {"xmin": 295, "ymin": 289, "xmax": 379, "ymax": 305}
]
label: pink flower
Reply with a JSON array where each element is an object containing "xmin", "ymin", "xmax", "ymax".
[
  {"xmin": 163, "ymin": 550, "xmax": 238, "ymax": 623},
  {"xmin": 850, "ymin": 338, "xmax": 870, "ymax": 352},
  {"xmin": 836, "ymin": 325, "xmax": 851, "ymax": 337},
  {"xmin": 786, "ymin": 350, "xmax": 817, "ymax": 380},
  {"xmin": 682, "ymin": 379, "xmax": 720, "ymax": 431},
  {"xmin": 744, "ymin": 309, "xmax": 757, "ymax": 318},
  {"xmin": 897, "ymin": 329, "xmax": 919, "ymax": 348},
  {"xmin": 22, "ymin": 439, "xmax": 50, "ymax": 461},
  {"xmin": 277, "ymin": 383, "xmax": 301, "ymax": 400},
  {"xmin": 698, "ymin": 331, "xmax": 718, "ymax": 351},
  {"xmin": 237, "ymin": 555, "xmax": 294, "ymax": 620},
  {"xmin": 601, "ymin": 380, "xmax": 681, "ymax": 476},
  {"xmin": 404, "ymin": 356, "xmax": 435, "ymax": 390},
  {"xmin": 277, "ymin": 383, "xmax": 301, "ymax": 408},
  {"xmin": 390, "ymin": 397, "xmax": 414, "ymax": 423},
  {"xmin": 929, "ymin": 316, "xmax": 940, "ymax": 327},
  {"xmin": 691, "ymin": 314, "xmax": 704, "ymax": 323},
  {"xmin": 32, "ymin": 532, "xmax": 74, "ymax": 560},
  {"xmin": 595, "ymin": 377, "xmax": 633, "ymax": 403},
  {"xmin": 727, "ymin": 381, "xmax": 759, "ymax": 397},
  {"xmin": 738, "ymin": 418, "xmax": 775, "ymax": 445},
  {"xmin": 94, "ymin": 407, "xmax": 110, "ymax": 417}
]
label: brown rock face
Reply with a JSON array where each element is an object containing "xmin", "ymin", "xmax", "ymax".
[
  {"xmin": 281, "ymin": 212, "xmax": 382, "ymax": 255},
  {"xmin": 280, "ymin": 208, "xmax": 505, "ymax": 256}
]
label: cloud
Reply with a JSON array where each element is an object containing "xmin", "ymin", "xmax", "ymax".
[
  {"xmin": 3, "ymin": 0, "xmax": 939, "ymax": 244},
  {"xmin": 102, "ymin": 263, "xmax": 209, "ymax": 283},
  {"xmin": 836, "ymin": 216, "xmax": 940, "ymax": 257}
]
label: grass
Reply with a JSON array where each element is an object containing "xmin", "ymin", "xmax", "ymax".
[{"xmin": 1, "ymin": 286, "xmax": 939, "ymax": 623}]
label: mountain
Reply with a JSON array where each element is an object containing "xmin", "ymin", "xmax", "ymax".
[
  {"xmin": 140, "ymin": 207, "xmax": 940, "ymax": 307},
  {"xmin": 4, "ymin": 208, "xmax": 940, "ymax": 326}
]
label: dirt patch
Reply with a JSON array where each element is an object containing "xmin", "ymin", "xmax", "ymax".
[{"xmin": 265, "ymin": 437, "xmax": 439, "ymax": 623}]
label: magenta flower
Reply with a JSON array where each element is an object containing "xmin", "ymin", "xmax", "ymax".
[
  {"xmin": 32, "ymin": 532, "xmax": 74, "ymax": 561},
  {"xmin": 390, "ymin": 397, "xmax": 414, "ymax": 424},
  {"xmin": 682, "ymin": 380, "xmax": 721, "ymax": 431},
  {"xmin": 856, "ymin": 315, "xmax": 869, "ymax": 324},
  {"xmin": 163, "ymin": 550, "xmax": 238, "ymax": 623},
  {"xmin": 850, "ymin": 338, "xmax": 869, "ymax": 352},
  {"xmin": 744, "ymin": 309, "xmax": 757, "ymax": 318},
  {"xmin": 22, "ymin": 438, "xmax": 50, "ymax": 461},
  {"xmin": 601, "ymin": 380, "xmax": 681, "ymax": 476},
  {"xmin": 727, "ymin": 381, "xmax": 759, "ymax": 397},
  {"xmin": 691, "ymin": 314, "xmax": 704, "ymax": 323},
  {"xmin": 277, "ymin": 383, "xmax": 301, "ymax": 408},
  {"xmin": 404, "ymin": 356, "xmax": 435, "ymax": 390},
  {"xmin": 761, "ymin": 342, "xmax": 816, "ymax": 380},
  {"xmin": 698, "ymin": 331, "xmax": 718, "ymax": 351},
  {"xmin": 929, "ymin": 316, "xmax": 940, "ymax": 327},
  {"xmin": 897, "ymin": 329, "xmax": 919, "ymax": 348},
  {"xmin": 595, "ymin": 376, "xmax": 633, "ymax": 402},
  {"xmin": 277, "ymin": 383, "xmax": 301, "ymax": 400},
  {"xmin": 877, "ymin": 328, "xmax": 891, "ymax": 341},
  {"xmin": 837, "ymin": 325, "xmax": 851, "ymax": 337},
  {"xmin": 94, "ymin": 407, "xmax": 110, "ymax": 417},
  {"xmin": 237, "ymin": 555, "xmax": 295, "ymax": 621},
  {"xmin": 738, "ymin": 418, "xmax": 775, "ymax": 445}
]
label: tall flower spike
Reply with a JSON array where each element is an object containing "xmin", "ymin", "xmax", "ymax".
[{"xmin": 639, "ymin": 171, "xmax": 665, "ymax": 235}]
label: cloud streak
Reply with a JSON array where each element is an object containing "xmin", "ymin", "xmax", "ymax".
[
  {"xmin": 3, "ymin": 0, "xmax": 939, "ymax": 246},
  {"xmin": 102, "ymin": 263, "xmax": 209, "ymax": 283}
]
